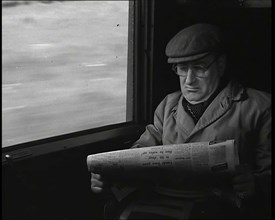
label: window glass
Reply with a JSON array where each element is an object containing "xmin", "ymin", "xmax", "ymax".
[{"xmin": 2, "ymin": 1, "xmax": 130, "ymax": 147}]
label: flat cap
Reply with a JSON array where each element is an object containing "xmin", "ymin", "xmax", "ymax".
[{"xmin": 165, "ymin": 23, "xmax": 223, "ymax": 63}]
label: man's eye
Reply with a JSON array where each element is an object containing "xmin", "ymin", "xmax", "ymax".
[
  {"xmin": 192, "ymin": 66, "xmax": 206, "ymax": 72},
  {"xmin": 178, "ymin": 66, "xmax": 188, "ymax": 71}
]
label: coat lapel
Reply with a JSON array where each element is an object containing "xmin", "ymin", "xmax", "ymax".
[
  {"xmin": 173, "ymin": 95, "xmax": 196, "ymax": 138},
  {"xmin": 186, "ymin": 81, "xmax": 244, "ymax": 141}
]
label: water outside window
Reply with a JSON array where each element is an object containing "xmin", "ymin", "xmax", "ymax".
[{"xmin": 2, "ymin": 1, "xmax": 130, "ymax": 147}]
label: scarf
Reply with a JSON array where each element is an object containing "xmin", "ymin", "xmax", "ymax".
[{"xmin": 182, "ymin": 80, "xmax": 227, "ymax": 123}]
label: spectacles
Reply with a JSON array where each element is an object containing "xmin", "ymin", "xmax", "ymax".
[{"xmin": 173, "ymin": 55, "xmax": 220, "ymax": 78}]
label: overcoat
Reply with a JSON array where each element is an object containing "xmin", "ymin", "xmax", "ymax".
[{"xmin": 133, "ymin": 80, "xmax": 271, "ymax": 195}]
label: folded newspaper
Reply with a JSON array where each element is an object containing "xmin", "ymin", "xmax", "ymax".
[{"xmin": 87, "ymin": 140, "xmax": 239, "ymax": 180}]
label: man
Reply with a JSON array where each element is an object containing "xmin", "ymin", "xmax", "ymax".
[{"xmin": 91, "ymin": 23, "xmax": 271, "ymax": 219}]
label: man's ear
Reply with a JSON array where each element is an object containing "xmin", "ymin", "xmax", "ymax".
[{"xmin": 217, "ymin": 54, "xmax": 226, "ymax": 77}]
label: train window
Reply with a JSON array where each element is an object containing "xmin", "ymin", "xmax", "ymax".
[{"xmin": 2, "ymin": 0, "xmax": 147, "ymax": 159}]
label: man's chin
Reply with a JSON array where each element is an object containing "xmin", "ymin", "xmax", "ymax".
[{"xmin": 184, "ymin": 95, "xmax": 203, "ymax": 104}]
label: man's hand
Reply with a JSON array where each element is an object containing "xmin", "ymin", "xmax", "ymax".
[
  {"xmin": 91, "ymin": 172, "xmax": 110, "ymax": 194},
  {"xmin": 231, "ymin": 164, "xmax": 256, "ymax": 199}
]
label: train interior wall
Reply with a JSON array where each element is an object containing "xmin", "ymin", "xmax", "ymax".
[
  {"xmin": 2, "ymin": 1, "xmax": 271, "ymax": 220},
  {"xmin": 151, "ymin": 1, "xmax": 271, "ymax": 112}
]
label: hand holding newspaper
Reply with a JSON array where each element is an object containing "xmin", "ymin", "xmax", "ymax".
[
  {"xmin": 87, "ymin": 140, "xmax": 239, "ymax": 180},
  {"xmin": 87, "ymin": 140, "xmax": 240, "ymax": 203}
]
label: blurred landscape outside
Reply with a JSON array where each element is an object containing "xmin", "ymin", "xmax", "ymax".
[{"xmin": 2, "ymin": 1, "xmax": 130, "ymax": 147}]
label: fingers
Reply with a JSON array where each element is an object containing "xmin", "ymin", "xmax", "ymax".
[
  {"xmin": 91, "ymin": 173, "xmax": 103, "ymax": 182},
  {"xmin": 92, "ymin": 177, "xmax": 104, "ymax": 187},
  {"xmin": 91, "ymin": 173, "xmax": 103, "ymax": 184},
  {"xmin": 91, "ymin": 186, "xmax": 104, "ymax": 194},
  {"xmin": 91, "ymin": 172, "xmax": 109, "ymax": 193}
]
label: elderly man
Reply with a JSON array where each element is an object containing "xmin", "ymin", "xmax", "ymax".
[{"xmin": 91, "ymin": 23, "xmax": 271, "ymax": 219}]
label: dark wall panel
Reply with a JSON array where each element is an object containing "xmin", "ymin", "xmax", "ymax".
[{"xmin": 152, "ymin": 1, "xmax": 271, "ymax": 114}]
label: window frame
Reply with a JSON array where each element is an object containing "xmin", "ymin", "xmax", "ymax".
[{"xmin": 2, "ymin": 0, "xmax": 155, "ymax": 164}]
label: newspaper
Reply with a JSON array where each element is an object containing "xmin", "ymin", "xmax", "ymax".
[
  {"xmin": 87, "ymin": 140, "xmax": 239, "ymax": 202},
  {"xmin": 87, "ymin": 140, "xmax": 239, "ymax": 178}
]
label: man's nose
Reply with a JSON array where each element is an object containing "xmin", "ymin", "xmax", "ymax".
[{"xmin": 185, "ymin": 69, "xmax": 195, "ymax": 84}]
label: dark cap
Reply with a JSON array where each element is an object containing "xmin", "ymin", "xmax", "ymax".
[{"xmin": 165, "ymin": 23, "xmax": 223, "ymax": 63}]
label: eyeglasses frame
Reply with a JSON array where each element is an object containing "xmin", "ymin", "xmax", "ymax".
[{"xmin": 173, "ymin": 54, "xmax": 220, "ymax": 78}]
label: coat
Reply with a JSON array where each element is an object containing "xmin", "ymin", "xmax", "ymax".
[
  {"xmin": 133, "ymin": 80, "xmax": 271, "ymax": 173},
  {"xmin": 132, "ymin": 80, "xmax": 271, "ymax": 213}
]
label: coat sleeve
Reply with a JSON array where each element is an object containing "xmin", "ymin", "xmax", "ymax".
[
  {"xmin": 253, "ymin": 106, "xmax": 271, "ymax": 203},
  {"xmin": 131, "ymin": 96, "xmax": 168, "ymax": 148},
  {"xmin": 242, "ymin": 103, "xmax": 272, "ymax": 218}
]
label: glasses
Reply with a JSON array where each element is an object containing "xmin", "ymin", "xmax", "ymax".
[{"xmin": 173, "ymin": 55, "xmax": 220, "ymax": 78}]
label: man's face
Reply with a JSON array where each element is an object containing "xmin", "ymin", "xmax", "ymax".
[{"xmin": 175, "ymin": 54, "xmax": 224, "ymax": 103}]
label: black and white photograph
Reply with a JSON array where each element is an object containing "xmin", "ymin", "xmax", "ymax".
[{"xmin": 2, "ymin": 0, "xmax": 271, "ymax": 219}]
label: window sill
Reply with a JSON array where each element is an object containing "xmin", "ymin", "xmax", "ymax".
[{"xmin": 2, "ymin": 123, "xmax": 145, "ymax": 165}]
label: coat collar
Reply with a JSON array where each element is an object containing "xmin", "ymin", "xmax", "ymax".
[
  {"xmin": 172, "ymin": 80, "xmax": 245, "ymax": 141},
  {"xmin": 173, "ymin": 95, "xmax": 196, "ymax": 137}
]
